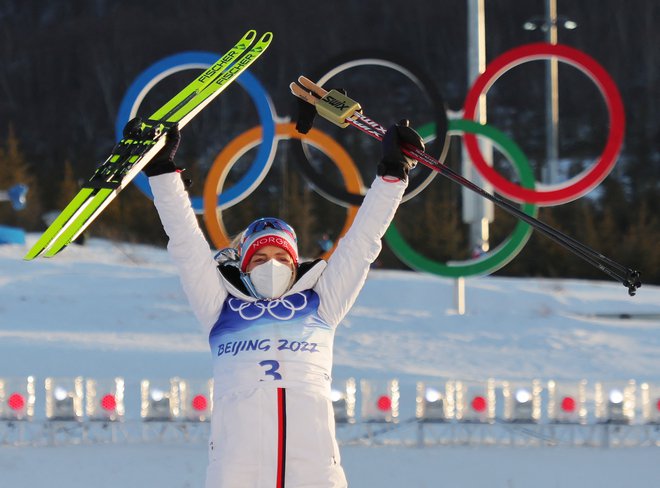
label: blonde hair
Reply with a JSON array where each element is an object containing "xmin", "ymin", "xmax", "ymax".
[{"xmin": 229, "ymin": 233, "xmax": 243, "ymax": 250}]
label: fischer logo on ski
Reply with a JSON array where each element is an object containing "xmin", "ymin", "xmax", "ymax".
[{"xmin": 198, "ymin": 51, "xmax": 241, "ymax": 82}]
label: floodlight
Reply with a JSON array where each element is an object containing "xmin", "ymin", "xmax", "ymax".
[
  {"xmin": 607, "ymin": 389, "xmax": 625, "ymax": 423},
  {"xmin": 0, "ymin": 376, "xmax": 36, "ymax": 421},
  {"xmin": 609, "ymin": 389, "xmax": 624, "ymax": 404},
  {"xmin": 416, "ymin": 382, "xmax": 452, "ymax": 422},
  {"xmin": 425, "ymin": 388, "xmax": 440, "ymax": 402},
  {"xmin": 53, "ymin": 387, "xmax": 68, "ymax": 401},
  {"xmin": 45, "ymin": 377, "xmax": 84, "ymax": 421},
  {"xmin": 330, "ymin": 389, "xmax": 343, "ymax": 403},
  {"xmin": 503, "ymin": 380, "xmax": 542, "ymax": 423},
  {"xmin": 85, "ymin": 378, "xmax": 125, "ymax": 422},
  {"xmin": 515, "ymin": 388, "xmax": 531, "ymax": 404},
  {"xmin": 547, "ymin": 380, "xmax": 587, "ymax": 423},
  {"xmin": 141, "ymin": 378, "xmax": 180, "ymax": 421},
  {"xmin": 455, "ymin": 379, "xmax": 495, "ymax": 423},
  {"xmin": 595, "ymin": 380, "xmax": 636, "ymax": 424},
  {"xmin": 522, "ymin": 15, "xmax": 578, "ymax": 32},
  {"xmin": 178, "ymin": 378, "xmax": 213, "ymax": 422},
  {"xmin": 360, "ymin": 379, "xmax": 399, "ymax": 423},
  {"xmin": 330, "ymin": 378, "xmax": 356, "ymax": 424}
]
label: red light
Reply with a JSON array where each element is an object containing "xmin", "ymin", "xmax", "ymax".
[
  {"xmin": 471, "ymin": 396, "xmax": 487, "ymax": 412},
  {"xmin": 192, "ymin": 395, "xmax": 208, "ymax": 411},
  {"xmin": 561, "ymin": 396, "xmax": 576, "ymax": 413},
  {"xmin": 656, "ymin": 398, "xmax": 660, "ymax": 412},
  {"xmin": 101, "ymin": 394, "xmax": 117, "ymax": 411},
  {"xmin": 8, "ymin": 393, "xmax": 25, "ymax": 411},
  {"xmin": 376, "ymin": 395, "xmax": 391, "ymax": 411}
]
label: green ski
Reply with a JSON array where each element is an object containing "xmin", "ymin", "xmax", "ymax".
[{"xmin": 25, "ymin": 30, "xmax": 273, "ymax": 260}]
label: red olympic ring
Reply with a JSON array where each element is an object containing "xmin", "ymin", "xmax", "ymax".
[{"xmin": 463, "ymin": 42, "xmax": 625, "ymax": 205}]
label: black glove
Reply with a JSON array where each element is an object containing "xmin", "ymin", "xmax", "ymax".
[
  {"xmin": 143, "ymin": 123, "xmax": 181, "ymax": 177},
  {"xmin": 122, "ymin": 117, "xmax": 144, "ymax": 139},
  {"xmin": 377, "ymin": 119, "xmax": 425, "ymax": 181},
  {"xmin": 295, "ymin": 96, "xmax": 317, "ymax": 134}
]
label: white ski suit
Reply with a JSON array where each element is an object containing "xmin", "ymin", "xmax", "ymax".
[{"xmin": 149, "ymin": 172, "xmax": 406, "ymax": 488}]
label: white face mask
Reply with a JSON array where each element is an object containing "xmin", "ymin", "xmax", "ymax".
[{"xmin": 249, "ymin": 259, "xmax": 294, "ymax": 299}]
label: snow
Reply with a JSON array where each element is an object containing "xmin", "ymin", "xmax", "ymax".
[{"xmin": 1, "ymin": 235, "xmax": 659, "ymax": 487}]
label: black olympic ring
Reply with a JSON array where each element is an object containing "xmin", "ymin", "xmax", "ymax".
[{"xmin": 291, "ymin": 50, "xmax": 450, "ymax": 206}]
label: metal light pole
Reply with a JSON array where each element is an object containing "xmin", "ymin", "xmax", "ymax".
[
  {"xmin": 464, "ymin": 0, "xmax": 494, "ymax": 255},
  {"xmin": 523, "ymin": 0, "xmax": 577, "ymax": 184},
  {"xmin": 545, "ymin": 0, "xmax": 560, "ymax": 185},
  {"xmin": 456, "ymin": 0, "xmax": 495, "ymax": 316}
]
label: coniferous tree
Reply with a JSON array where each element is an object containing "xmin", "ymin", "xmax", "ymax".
[
  {"xmin": 283, "ymin": 165, "xmax": 316, "ymax": 258},
  {"xmin": 56, "ymin": 160, "xmax": 79, "ymax": 211},
  {"xmin": 620, "ymin": 202, "xmax": 659, "ymax": 284},
  {"xmin": 0, "ymin": 126, "xmax": 41, "ymax": 229}
]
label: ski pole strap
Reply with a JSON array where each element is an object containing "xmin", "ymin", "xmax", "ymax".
[{"xmin": 315, "ymin": 89, "xmax": 361, "ymax": 128}]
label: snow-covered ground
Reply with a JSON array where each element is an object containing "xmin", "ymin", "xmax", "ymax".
[{"xmin": 1, "ymin": 236, "xmax": 659, "ymax": 487}]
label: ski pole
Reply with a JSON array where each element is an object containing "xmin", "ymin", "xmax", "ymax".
[{"xmin": 290, "ymin": 76, "xmax": 641, "ymax": 296}]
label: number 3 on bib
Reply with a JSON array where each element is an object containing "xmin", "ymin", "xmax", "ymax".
[{"xmin": 259, "ymin": 360, "xmax": 282, "ymax": 380}]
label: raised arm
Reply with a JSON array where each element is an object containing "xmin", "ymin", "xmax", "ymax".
[
  {"xmin": 315, "ymin": 120, "xmax": 424, "ymax": 326},
  {"xmin": 145, "ymin": 124, "xmax": 227, "ymax": 331}
]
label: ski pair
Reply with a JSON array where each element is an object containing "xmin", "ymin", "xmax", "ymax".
[
  {"xmin": 25, "ymin": 30, "xmax": 273, "ymax": 260},
  {"xmin": 290, "ymin": 76, "xmax": 641, "ymax": 296}
]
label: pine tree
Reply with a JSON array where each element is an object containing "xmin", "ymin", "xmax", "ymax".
[
  {"xmin": 621, "ymin": 202, "xmax": 660, "ymax": 284},
  {"xmin": 0, "ymin": 126, "xmax": 42, "ymax": 229},
  {"xmin": 56, "ymin": 160, "xmax": 80, "ymax": 211},
  {"xmin": 283, "ymin": 164, "xmax": 313, "ymax": 256}
]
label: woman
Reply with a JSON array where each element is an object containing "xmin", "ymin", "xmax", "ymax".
[{"xmin": 144, "ymin": 118, "xmax": 424, "ymax": 487}]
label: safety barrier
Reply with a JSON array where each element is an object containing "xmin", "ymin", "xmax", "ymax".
[{"xmin": 1, "ymin": 376, "xmax": 659, "ymax": 448}]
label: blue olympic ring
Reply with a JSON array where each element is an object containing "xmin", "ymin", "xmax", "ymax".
[{"xmin": 115, "ymin": 51, "xmax": 277, "ymax": 212}]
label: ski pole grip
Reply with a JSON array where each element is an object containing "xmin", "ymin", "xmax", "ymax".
[{"xmin": 316, "ymin": 89, "xmax": 361, "ymax": 128}]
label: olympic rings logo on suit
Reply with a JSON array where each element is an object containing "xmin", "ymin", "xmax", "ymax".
[
  {"xmin": 116, "ymin": 43, "xmax": 624, "ymax": 279},
  {"xmin": 228, "ymin": 293, "xmax": 308, "ymax": 321}
]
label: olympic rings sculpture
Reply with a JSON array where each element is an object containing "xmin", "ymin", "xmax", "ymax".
[
  {"xmin": 462, "ymin": 43, "xmax": 625, "ymax": 205},
  {"xmin": 386, "ymin": 119, "xmax": 538, "ymax": 278},
  {"xmin": 291, "ymin": 51, "xmax": 450, "ymax": 206},
  {"xmin": 116, "ymin": 42, "xmax": 625, "ymax": 279}
]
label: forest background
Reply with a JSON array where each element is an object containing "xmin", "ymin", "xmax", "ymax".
[{"xmin": 0, "ymin": 0, "xmax": 657, "ymax": 283}]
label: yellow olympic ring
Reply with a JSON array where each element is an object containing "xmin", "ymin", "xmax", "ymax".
[{"xmin": 203, "ymin": 123, "xmax": 363, "ymax": 261}]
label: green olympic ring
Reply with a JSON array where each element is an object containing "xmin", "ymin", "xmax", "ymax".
[{"xmin": 384, "ymin": 119, "xmax": 538, "ymax": 278}]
